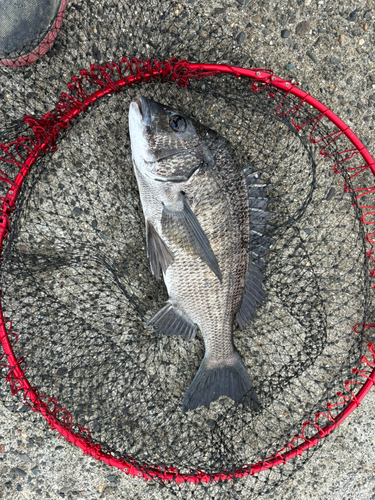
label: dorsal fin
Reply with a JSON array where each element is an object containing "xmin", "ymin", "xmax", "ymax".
[{"xmin": 237, "ymin": 168, "xmax": 269, "ymax": 329}]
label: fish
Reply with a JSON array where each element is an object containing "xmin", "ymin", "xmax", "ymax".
[{"xmin": 128, "ymin": 96, "xmax": 268, "ymax": 412}]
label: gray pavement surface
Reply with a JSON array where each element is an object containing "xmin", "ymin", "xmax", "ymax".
[
  {"xmin": 1, "ymin": 0, "xmax": 375, "ymax": 499},
  {"xmin": 1, "ymin": 390, "xmax": 375, "ymax": 499}
]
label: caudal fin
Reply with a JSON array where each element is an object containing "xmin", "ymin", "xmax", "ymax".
[{"xmin": 182, "ymin": 355, "xmax": 260, "ymax": 412}]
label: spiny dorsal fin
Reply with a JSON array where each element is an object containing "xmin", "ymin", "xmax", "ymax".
[{"xmin": 161, "ymin": 192, "xmax": 222, "ymax": 282}]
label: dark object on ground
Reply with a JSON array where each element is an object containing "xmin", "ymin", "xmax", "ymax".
[{"xmin": 0, "ymin": 0, "xmax": 66, "ymax": 66}]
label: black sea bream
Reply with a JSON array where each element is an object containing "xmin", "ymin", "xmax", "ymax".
[{"xmin": 128, "ymin": 96, "xmax": 267, "ymax": 412}]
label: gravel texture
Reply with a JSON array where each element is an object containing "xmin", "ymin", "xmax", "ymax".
[
  {"xmin": 1, "ymin": 392, "xmax": 375, "ymax": 499},
  {"xmin": 1, "ymin": 0, "xmax": 375, "ymax": 499}
]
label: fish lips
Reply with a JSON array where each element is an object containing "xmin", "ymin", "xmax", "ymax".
[
  {"xmin": 129, "ymin": 99, "xmax": 143, "ymax": 127},
  {"xmin": 130, "ymin": 96, "xmax": 153, "ymax": 128},
  {"xmin": 129, "ymin": 100, "xmax": 154, "ymax": 164},
  {"xmin": 138, "ymin": 96, "xmax": 152, "ymax": 127}
]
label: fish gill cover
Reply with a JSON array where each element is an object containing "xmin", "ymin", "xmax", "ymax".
[{"xmin": 0, "ymin": 1, "xmax": 374, "ymax": 498}]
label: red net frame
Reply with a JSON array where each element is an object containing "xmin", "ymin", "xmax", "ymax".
[{"xmin": 0, "ymin": 59, "xmax": 375, "ymax": 483}]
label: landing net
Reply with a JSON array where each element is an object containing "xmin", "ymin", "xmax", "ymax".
[{"xmin": 0, "ymin": 2, "xmax": 374, "ymax": 498}]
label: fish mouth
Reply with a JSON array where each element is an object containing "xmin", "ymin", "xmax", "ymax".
[{"xmin": 137, "ymin": 96, "xmax": 151, "ymax": 127}]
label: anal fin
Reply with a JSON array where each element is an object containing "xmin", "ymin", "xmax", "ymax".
[{"xmin": 148, "ymin": 303, "xmax": 197, "ymax": 341}]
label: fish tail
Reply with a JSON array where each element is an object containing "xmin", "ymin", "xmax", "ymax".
[{"xmin": 182, "ymin": 354, "xmax": 260, "ymax": 412}]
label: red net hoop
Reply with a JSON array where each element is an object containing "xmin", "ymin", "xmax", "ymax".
[{"xmin": 0, "ymin": 59, "xmax": 375, "ymax": 489}]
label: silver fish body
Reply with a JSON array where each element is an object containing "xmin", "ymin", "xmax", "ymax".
[{"xmin": 129, "ymin": 96, "xmax": 266, "ymax": 411}]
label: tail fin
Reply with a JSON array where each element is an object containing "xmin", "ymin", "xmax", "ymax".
[{"xmin": 182, "ymin": 354, "xmax": 260, "ymax": 412}]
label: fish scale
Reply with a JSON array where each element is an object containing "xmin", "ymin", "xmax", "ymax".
[{"xmin": 129, "ymin": 96, "xmax": 267, "ymax": 412}]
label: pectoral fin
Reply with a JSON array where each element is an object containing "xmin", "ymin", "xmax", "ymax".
[
  {"xmin": 161, "ymin": 193, "xmax": 222, "ymax": 282},
  {"xmin": 146, "ymin": 221, "xmax": 174, "ymax": 279}
]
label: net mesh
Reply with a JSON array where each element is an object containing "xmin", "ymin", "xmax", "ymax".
[{"xmin": 0, "ymin": 1, "xmax": 374, "ymax": 498}]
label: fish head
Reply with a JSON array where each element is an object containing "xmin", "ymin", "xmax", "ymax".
[{"xmin": 129, "ymin": 96, "xmax": 211, "ymax": 183}]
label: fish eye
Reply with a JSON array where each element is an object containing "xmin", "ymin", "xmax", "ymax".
[{"xmin": 169, "ymin": 115, "xmax": 187, "ymax": 132}]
